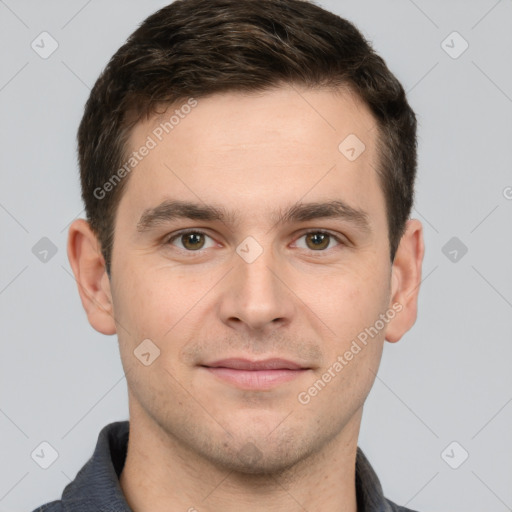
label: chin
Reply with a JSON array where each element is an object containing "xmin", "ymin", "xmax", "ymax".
[
  {"xmin": 203, "ymin": 428, "xmax": 316, "ymax": 476},
  {"xmin": 211, "ymin": 447, "xmax": 305, "ymax": 476}
]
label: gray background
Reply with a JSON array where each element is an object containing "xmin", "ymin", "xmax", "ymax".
[{"xmin": 1, "ymin": 1, "xmax": 511, "ymax": 511}]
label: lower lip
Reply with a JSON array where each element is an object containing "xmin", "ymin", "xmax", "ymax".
[{"xmin": 204, "ymin": 367, "xmax": 308, "ymax": 390}]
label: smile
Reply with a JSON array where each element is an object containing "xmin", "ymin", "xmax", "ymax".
[{"xmin": 201, "ymin": 358, "xmax": 310, "ymax": 390}]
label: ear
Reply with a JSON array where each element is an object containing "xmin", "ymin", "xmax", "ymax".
[
  {"xmin": 67, "ymin": 219, "xmax": 117, "ymax": 335},
  {"xmin": 385, "ymin": 219, "xmax": 424, "ymax": 343}
]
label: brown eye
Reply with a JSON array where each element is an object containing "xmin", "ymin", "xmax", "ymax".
[
  {"xmin": 305, "ymin": 232, "xmax": 330, "ymax": 250},
  {"xmin": 294, "ymin": 231, "xmax": 342, "ymax": 252},
  {"xmin": 181, "ymin": 232, "xmax": 205, "ymax": 250},
  {"xmin": 167, "ymin": 231, "xmax": 214, "ymax": 251}
]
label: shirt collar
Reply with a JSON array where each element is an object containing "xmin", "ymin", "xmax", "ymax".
[{"xmin": 61, "ymin": 421, "xmax": 131, "ymax": 512}]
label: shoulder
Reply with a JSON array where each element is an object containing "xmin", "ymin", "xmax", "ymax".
[
  {"xmin": 385, "ymin": 497, "xmax": 421, "ymax": 512},
  {"xmin": 30, "ymin": 501, "xmax": 63, "ymax": 512}
]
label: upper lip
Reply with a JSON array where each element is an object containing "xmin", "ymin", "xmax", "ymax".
[{"xmin": 202, "ymin": 358, "xmax": 306, "ymax": 370}]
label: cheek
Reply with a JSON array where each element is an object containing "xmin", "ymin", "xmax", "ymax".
[
  {"xmin": 299, "ymin": 259, "xmax": 391, "ymax": 337},
  {"xmin": 300, "ymin": 272, "xmax": 389, "ymax": 412},
  {"xmin": 111, "ymin": 266, "xmax": 172, "ymax": 346},
  {"xmin": 112, "ymin": 262, "xmax": 219, "ymax": 354}
]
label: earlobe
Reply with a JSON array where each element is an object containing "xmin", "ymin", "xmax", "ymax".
[
  {"xmin": 67, "ymin": 219, "xmax": 117, "ymax": 335},
  {"xmin": 385, "ymin": 219, "xmax": 424, "ymax": 343}
]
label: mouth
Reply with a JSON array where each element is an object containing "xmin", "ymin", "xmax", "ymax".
[{"xmin": 200, "ymin": 358, "xmax": 310, "ymax": 390}]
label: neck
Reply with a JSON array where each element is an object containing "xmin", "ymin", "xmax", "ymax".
[{"xmin": 119, "ymin": 403, "xmax": 362, "ymax": 512}]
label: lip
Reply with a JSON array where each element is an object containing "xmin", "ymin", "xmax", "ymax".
[
  {"xmin": 204, "ymin": 358, "xmax": 305, "ymax": 370},
  {"xmin": 201, "ymin": 358, "xmax": 310, "ymax": 390}
]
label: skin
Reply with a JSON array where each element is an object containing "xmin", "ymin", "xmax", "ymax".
[{"xmin": 68, "ymin": 84, "xmax": 424, "ymax": 512}]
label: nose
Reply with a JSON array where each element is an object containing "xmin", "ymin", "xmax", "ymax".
[{"xmin": 217, "ymin": 242, "xmax": 295, "ymax": 334}]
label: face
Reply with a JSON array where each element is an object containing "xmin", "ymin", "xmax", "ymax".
[{"xmin": 104, "ymin": 85, "xmax": 399, "ymax": 473}]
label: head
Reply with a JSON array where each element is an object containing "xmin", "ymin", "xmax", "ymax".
[
  {"xmin": 78, "ymin": 0, "xmax": 417, "ymax": 276},
  {"xmin": 68, "ymin": 0, "xmax": 423, "ymax": 475}
]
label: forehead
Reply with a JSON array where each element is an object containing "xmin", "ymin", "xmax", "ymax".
[
  {"xmin": 143, "ymin": 85, "xmax": 376, "ymax": 156},
  {"xmin": 118, "ymin": 85, "xmax": 384, "ymax": 228}
]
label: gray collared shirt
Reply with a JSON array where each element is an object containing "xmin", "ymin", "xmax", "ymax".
[{"xmin": 31, "ymin": 421, "xmax": 419, "ymax": 512}]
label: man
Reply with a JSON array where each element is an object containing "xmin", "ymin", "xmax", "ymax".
[{"xmin": 33, "ymin": 0, "xmax": 424, "ymax": 510}]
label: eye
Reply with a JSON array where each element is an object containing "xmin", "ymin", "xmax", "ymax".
[
  {"xmin": 164, "ymin": 229, "xmax": 344, "ymax": 253},
  {"xmin": 166, "ymin": 230, "xmax": 216, "ymax": 251},
  {"xmin": 294, "ymin": 230, "xmax": 343, "ymax": 251}
]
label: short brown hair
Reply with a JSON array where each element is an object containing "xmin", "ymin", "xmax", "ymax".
[{"xmin": 78, "ymin": 0, "xmax": 417, "ymax": 275}]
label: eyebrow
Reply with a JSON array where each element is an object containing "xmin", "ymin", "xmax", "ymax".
[{"xmin": 136, "ymin": 199, "xmax": 371, "ymax": 233}]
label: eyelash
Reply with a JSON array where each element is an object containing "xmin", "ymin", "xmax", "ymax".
[{"xmin": 164, "ymin": 229, "xmax": 345, "ymax": 254}]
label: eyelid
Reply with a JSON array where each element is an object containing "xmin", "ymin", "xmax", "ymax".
[{"xmin": 164, "ymin": 228, "xmax": 346, "ymax": 253}]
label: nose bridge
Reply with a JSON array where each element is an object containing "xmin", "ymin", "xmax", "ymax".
[
  {"xmin": 238, "ymin": 239, "xmax": 278, "ymax": 295},
  {"xmin": 219, "ymin": 235, "xmax": 294, "ymax": 330},
  {"xmin": 236, "ymin": 235, "xmax": 281, "ymax": 301}
]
